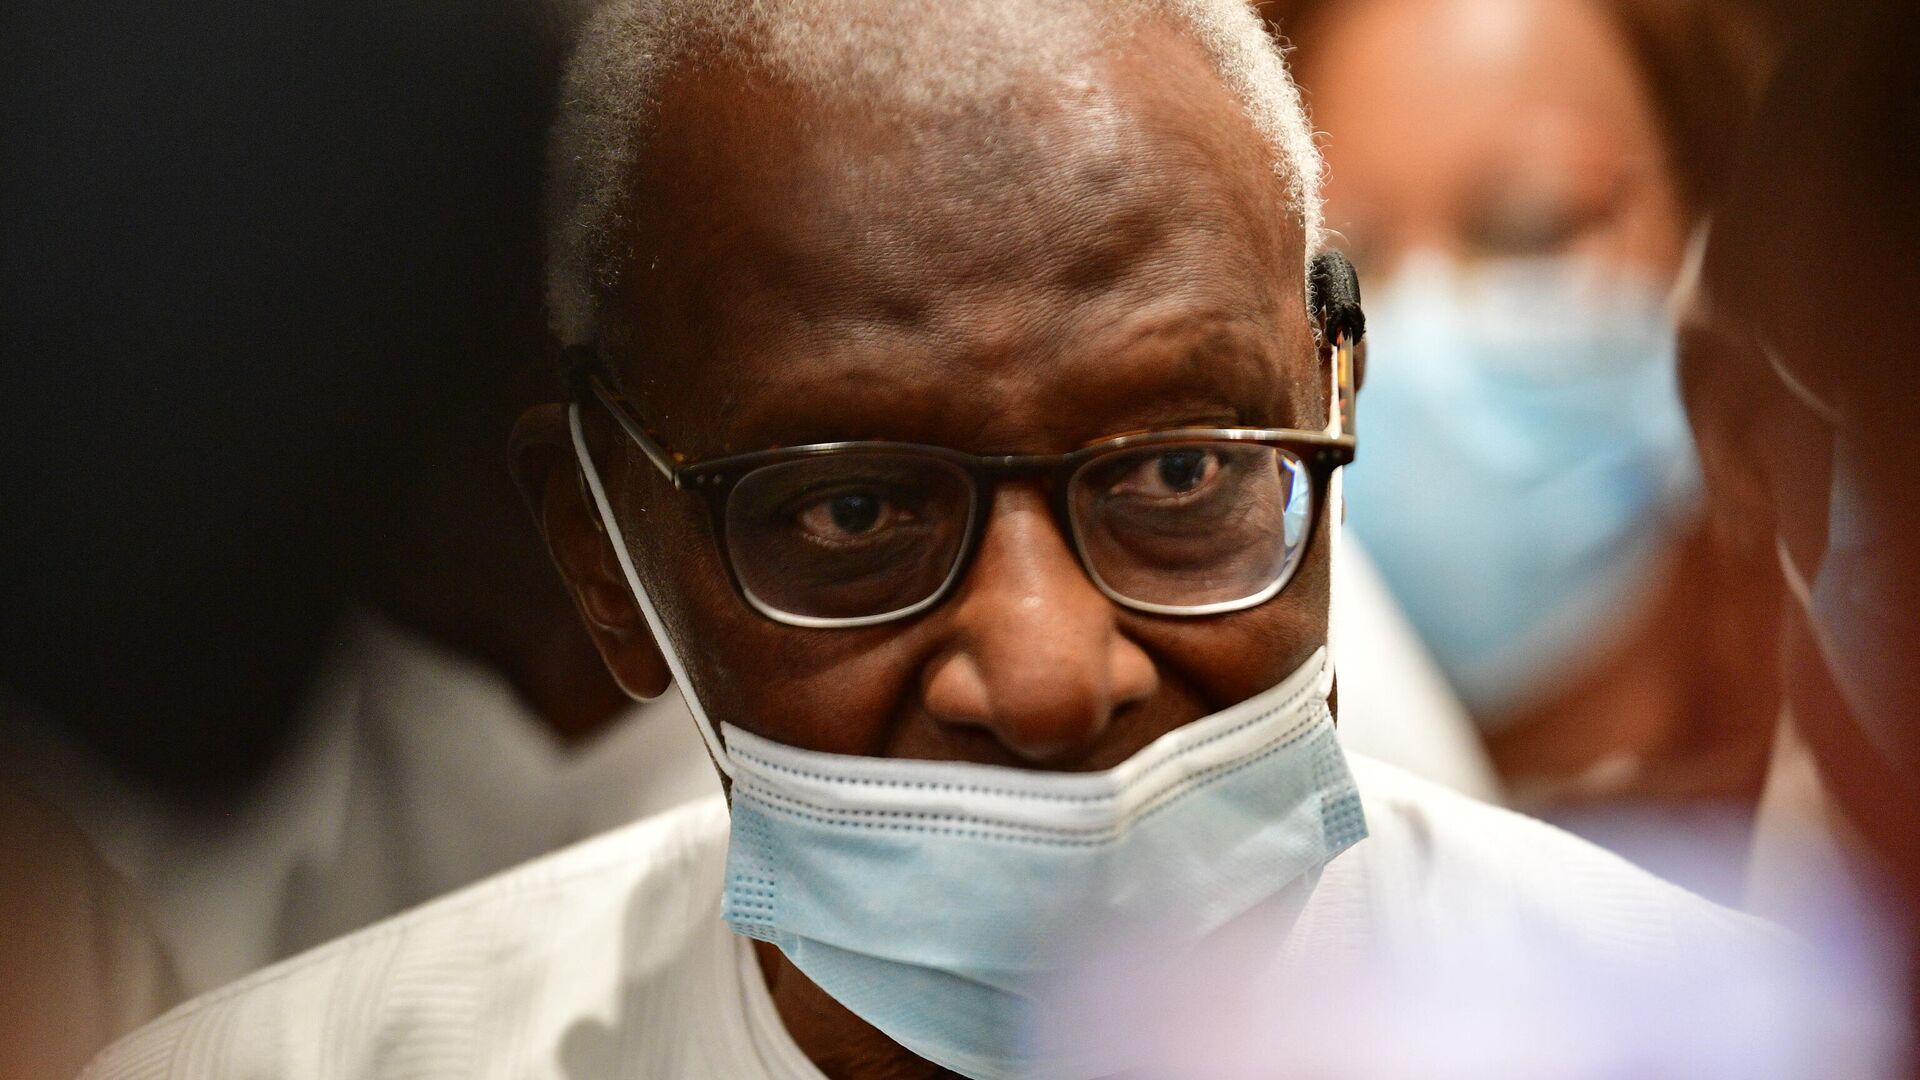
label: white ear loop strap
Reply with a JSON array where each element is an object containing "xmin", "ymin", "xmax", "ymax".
[
  {"xmin": 569, "ymin": 403, "xmax": 735, "ymax": 777},
  {"xmin": 1763, "ymin": 340, "xmax": 1843, "ymax": 428},
  {"xmin": 1668, "ymin": 217, "xmax": 1713, "ymax": 324},
  {"xmin": 1670, "ymin": 216, "xmax": 1842, "ymax": 432},
  {"xmin": 1776, "ymin": 532, "xmax": 1816, "ymax": 615}
]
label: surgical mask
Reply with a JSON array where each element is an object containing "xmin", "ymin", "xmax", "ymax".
[
  {"xmin": 1341, "ymin": 256, "xmax": 1700, "ymax": 717},
  {"xmin": 569, "ymin": 405, "xmax": 1367, "ymax": 1080}
]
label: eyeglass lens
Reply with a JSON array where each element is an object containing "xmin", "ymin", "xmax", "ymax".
[
  {"xmin": 723, "ymin": 443, "xmax": 1312, "ymax": 622},
  {"xmin": 1070, "ymin": 443, "xmax": 1312, "ymax": 610}
]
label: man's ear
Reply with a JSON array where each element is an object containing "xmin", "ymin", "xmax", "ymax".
[{"xmin": 509, "ymin": 403, "xmax": 672, "ymax": 700}]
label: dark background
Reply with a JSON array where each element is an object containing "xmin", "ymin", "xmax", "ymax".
[{"xmin": 0, "ymin": 0, "xmax": 567, "ymax": 806}]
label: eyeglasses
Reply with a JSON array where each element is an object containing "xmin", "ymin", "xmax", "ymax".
[
  {"xmin": 578, "ymin": 335, "xmax": 1356, "ymax": 628},
  {"xmin": 576, "ymin": 252, "xmax": 1363, "ymax": 628}
]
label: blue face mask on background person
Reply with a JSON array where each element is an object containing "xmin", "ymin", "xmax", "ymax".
[
  {"xmin": 570, "ymin": 406, "xmax": 1367, "ymax": 1080},
  {"xmin": 1340, "ymin": 256, "xmax": 1700, "ymax": 719}
]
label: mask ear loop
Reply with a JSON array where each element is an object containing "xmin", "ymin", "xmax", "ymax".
[
  {"xmin": 1675, "ymin": 217, "xmax": 1842, "ymax": 430},
  {"xmin": 1668, "ymin": 218, "xmax": 1713, "ymax": 324},
  {"xmin": 1776, "ymin": 532, "xmax": 1817, "ymax": 614},
  {"xmin": 1764, "ymin": 338, "xmax": 1843, "ymax": 428},
  {"xmin": 570, "ymin": 402, "xmax": 735, "ymax": 778}
]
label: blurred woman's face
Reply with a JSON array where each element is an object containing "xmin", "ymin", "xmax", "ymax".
[
  {"xmin": 1294, "ymin": 0, "xmax": 1687, "ymax": 281},
  {"xmin": 1282, "ymin": 0, "xmax": 1707, "ymax": 718}
]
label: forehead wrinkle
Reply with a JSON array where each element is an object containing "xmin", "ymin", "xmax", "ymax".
[
  {"xmin": 709, "ymin": 302, "xmax": 1294, "ymax": 457},
  {"xmin": 611, "ymin": 21, "xmax": 1310, "ymax": 449},
  {"xmin": 615, "ymin": 72, "xmax": 1108, "ymax": 359},
  {"xmin": 624, "ymin": 21, "xmax": 1297, "ymax": 328},
  {"xmin": 678, "ymin": 221, "xmax": 1294, "ymax": 451},
  {"xmin": 548, "ymin": 0, "xmax": 1328, "ymax": 347}
]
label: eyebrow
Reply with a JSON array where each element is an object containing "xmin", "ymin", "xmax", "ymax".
[{"xmin": 701, "ymin": 309, "xmax": 1304, "ymax": 456}]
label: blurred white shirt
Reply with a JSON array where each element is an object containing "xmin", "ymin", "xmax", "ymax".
[
  {"xmin": 85, "ymin": 756, "xmax": 1780, "ymax": 1080},
  {"xmin": 1741, "ymin": 709, "xmax": 1911, "ymax": 1075},
  {"xmin": 58, "ymin": 610, "xmax": 718, "ymax": 996}
]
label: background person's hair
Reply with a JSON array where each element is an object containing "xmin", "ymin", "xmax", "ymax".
[
  {"xmin": 543, "ymin": 0, "xmax": 1327, "ymax": 348},
  {"xmin": 1259, "ymin": 0, "xmax": 1777, "ymax": 220},
  {"xmin": 1593, "ymin": 0, "xmax": 1776, "ymax": 216}
]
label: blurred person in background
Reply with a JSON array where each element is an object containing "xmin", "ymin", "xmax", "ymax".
[
  {"xmin": 0, "ymin": 0, "xmax": 710, "ymax": 1004},
  {"xmin": 0, "ymin": 779, "xmax": 180, "ymax": 1080},
  {"xmin": 1258, "ymin": 0, "xmax": 1780, "ymax": 834},
  {"xmin": 0, "ymin": 0, "xmax": 396, "ymax": 1006},
  {"xmin": 1679, "ymin": 0, "xmax": 1920, "ymax": 1041}
]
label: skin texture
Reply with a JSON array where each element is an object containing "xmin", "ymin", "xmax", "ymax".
[
  {"xmin": 1284, "ymin": 0, "xmax": 1777, "ymax": 815},
  {"xmin": 512, "ymin": 20, "xmax": 1324, "ymax": 1078}
]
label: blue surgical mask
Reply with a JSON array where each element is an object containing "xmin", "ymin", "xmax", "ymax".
[
  {"xmin": 1341, "ymin": 257, "xmax": 1700, "ymax": 718},
  {"xmin": 569, "ymin": 405, "xmax": 1367, "ymax": 1080}
]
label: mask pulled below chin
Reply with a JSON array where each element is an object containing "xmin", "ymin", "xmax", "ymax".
[{"xmin": 721, "ymin": 646, "xmax": 1362, "ymax": 1080}]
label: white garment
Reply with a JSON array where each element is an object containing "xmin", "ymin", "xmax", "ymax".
[
  {"xmin": 1745, "ymin": 709, "xmax": 1876, "ymax": 932},
  {"xmin": 1739, "ymin": 712, "xmax": 1914, "ymax": 1077},
  {"xmin": 58, "ymin": 611, "xmax": 719, "ymax": 997},
  {"xmin": 1333, "ymin": 538, "xmax": 1502, "ymax": 803},
  {"xmin": 84, "ymin": 756, "xmax": 1773, "ymax": 1080}
]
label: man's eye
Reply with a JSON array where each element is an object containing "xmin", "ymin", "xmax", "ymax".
[
  {"xmin": 1111, "ymin": 449, "xmax": 1224, "ymax": 499},
  {"xmin": 795, "ymin": 490, "xmax": 906, "ymax": 541}
]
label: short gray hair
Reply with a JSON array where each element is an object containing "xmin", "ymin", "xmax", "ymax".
[{"xmin": 545, "ymin": 0, "xmax": 1324, "ymax": 347}]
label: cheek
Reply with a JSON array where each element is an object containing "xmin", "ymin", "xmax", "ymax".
[
  {"xmin": 629, "ymin": 499, "xmax": 766, "ymax": 728},
  {"xmin": 1122, "ymin": 512, "xmax": 1332, "ymax": 710},
  {"xmin": 643, "ymin": 509, "xmax": 924, "ymax": 753},
  {"xmin": 749, "ymin": 639, "xmax": 930, "ymax": 755}
]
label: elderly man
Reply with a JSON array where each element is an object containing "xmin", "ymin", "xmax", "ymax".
[{"xmin": 85, "ymin": 2, "xmax": 1769, "ymax": 1077}]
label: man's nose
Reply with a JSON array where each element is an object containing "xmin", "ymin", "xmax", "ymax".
[{"xmin": 921, "ymin": 484, "xmax": 1158, "ymax": 765}]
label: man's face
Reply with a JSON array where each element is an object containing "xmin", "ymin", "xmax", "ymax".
[{"xmin": 557, "ymin": 26, "xmax": 1322, "ymax": 770}]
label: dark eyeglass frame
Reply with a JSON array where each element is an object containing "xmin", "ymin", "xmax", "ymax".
[{"xmin": 575, "ymin": 328, "xmax": 1358, "ymax": 628}]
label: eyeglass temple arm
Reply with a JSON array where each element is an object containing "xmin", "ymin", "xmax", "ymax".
[
  {"xmin": 1308, "ymin": 249, "xmax": 1365, "ymax": 441},
  {"xmin": 583, "ymin": 373, "xmax": 688, "ymax": 490}
]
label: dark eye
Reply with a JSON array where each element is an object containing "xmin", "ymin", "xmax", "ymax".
[
  {"xmin": 1157, "ymin": 450, "xmax": 1211, "ymax": 493},
  {"xmin": 795, "ymin": 489, "xmax": 905, "ymax": 542},
  {"xmin": 829, "ymin": 493, "xmax": 880, "ymax": 533},
  {"xmin": 1108, "ymin": 449, "xmax": 1225, "ymax": 500}
]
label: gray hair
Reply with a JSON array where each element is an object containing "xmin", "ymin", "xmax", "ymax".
[{"xmin": 545, "ymin": 0, "xmax": 1324, "ymax": 347}]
